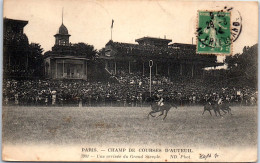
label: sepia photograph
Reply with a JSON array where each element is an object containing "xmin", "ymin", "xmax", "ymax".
[{"xmin": 2, "ymin": 0, "xmax": 258, "ymax": 162}]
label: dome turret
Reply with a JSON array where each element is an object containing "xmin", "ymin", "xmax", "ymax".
[
  {"xmin": 58, "ymin": 23, "xmax": 69, "ymax": 35},
  {"xmin": 53, "ymin": 9, "xmax": 71, "ymax": 46}
]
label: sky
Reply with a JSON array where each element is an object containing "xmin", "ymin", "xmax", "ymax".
[{"xmin": 3, "ymin": 0, "xmax": 258, "ymax": 56}]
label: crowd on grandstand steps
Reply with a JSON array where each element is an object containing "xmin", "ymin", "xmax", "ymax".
[
  {"xmin": 115, "ymin": 71, "xmax": 171, "ymax": 85},
  {"xmin": 3, "ymin": 76, "xmax": 257, "ymax": 107},
  {"xmin": 110, "ymin": 42, "xmax": 196, "ymax": 57}
]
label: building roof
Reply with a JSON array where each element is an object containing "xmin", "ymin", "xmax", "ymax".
[
  {"xmin": 135, "ymin": 36, "xmax": 172, "ymax": 43},
  {"xmin": 170, "ymin": 43, "xmax": 196, "ymax": 47},
  {"xmin": 44, "ymin": 55, "xmax": 89, "ymax": 60},
  {"xmin": 4, "ymin": 17, "xmax": 28, "ymax": 27},
  {"xmin": 57, "ymin": 23, "xmax": 69, "ymax": 35},
  {"xmin": 106, "ymin": 41, "xmax": 163, "ymax": 53}
]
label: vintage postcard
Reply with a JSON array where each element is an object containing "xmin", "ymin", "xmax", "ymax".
[{"xmin": 2, "ymin": 0, "xmax": 258, "ymax": 162}]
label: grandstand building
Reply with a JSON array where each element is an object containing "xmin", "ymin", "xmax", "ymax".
[
  {"xmin": 100, "ymin": 37, "xmax": 220, "ymax": 79},
  {"xmin": 44, "ymin": 22, "xmax": 89, "ymax": 80},
  {"xmin": 3, "ymin": 18, "xmax": 29, "ymax": 77}
]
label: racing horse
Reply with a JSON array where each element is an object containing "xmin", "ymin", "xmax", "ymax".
[
  {"xmin": 202, "ymin": 103, "xmax": 232, "ymax": 116},
  {"xmin": 147, "ymin": 102, "xmax": 178, "ymax": 120},
  {"xmin": 218, "ymin": 103, "xmax": 232, "ymax": 115},
  {"xmin": 202, "ymin": 103, "xmax": 222, "ymax": 116}
]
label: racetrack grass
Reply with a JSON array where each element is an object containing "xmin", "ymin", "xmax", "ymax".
[{"xmin": 2, "ymin": 106, "xmax": 257, "ymax": 148}]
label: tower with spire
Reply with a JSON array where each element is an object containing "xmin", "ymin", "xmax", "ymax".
[
  {"xmin": 44, "ymin": 8, "xmax": 90, "ymax": 80},
  {"xmin": 54, "ymin": 8, "xmax": 70, "ymax": 46}
]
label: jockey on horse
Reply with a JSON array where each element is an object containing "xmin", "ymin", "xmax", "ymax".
[
  {"xmin": 154, "ymin": 91, "xmax": 164, "ymax": 111},
  {"xmin": 157, "ymin": 95, "xmax": 164, "ymax": 107},
  {"xmin": 203, "ymin": 95, "xmax": 232, "ymax": 116},
  {"xmin": 147, "ymin": 91, "xmax": 177, "ymax": 120},
  {"xmin": 145, "ymin": 91, "xmax": 165, "ymax": 112}
]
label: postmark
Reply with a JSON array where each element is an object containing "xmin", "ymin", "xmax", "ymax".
[
  {"xmin": 222, "ymin": 6, "xmax": 242, "ymax": 42},
  {"xmin": 197, "ymin": 11, "xmax": 231, "ymax": 55}
]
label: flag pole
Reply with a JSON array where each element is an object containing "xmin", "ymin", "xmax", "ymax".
[
  {"xmin": 111, "ymin": 27, "xmax": 112, "ymax": 40},
  {"xmin": 111, "ymin": 19, "xmax": 114, "ymax": 41}
]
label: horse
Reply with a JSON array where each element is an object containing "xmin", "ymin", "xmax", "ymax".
[
  {"xmin": 147, "ymin": 102, "xmax": 178, "ymax": 120},
  {"xmin": 218, "ymin": 103, "xmax": 232, "ymax": 115},
  {"xmin": 202, "ymin": 103, "xmax": 222, "ymax": 116},
  {"xmin": 202, "ymin": 102, "xmax": 232, "ymax": 116}
]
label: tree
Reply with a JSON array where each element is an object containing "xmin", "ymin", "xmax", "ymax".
[
  {"xmin": 73, "ymin": 43, "xmax": 97, "ymax": 59},
  {"xmin": 28, "ymin": 43, "xmax": 44, "ymax": 77},
  {"xmin": 97, "ymin": 48, "xmax": 106, "ymax": 56},
  {"xmin": 225, "ymin": 44, "xmax": 258, "ymax": 87}
]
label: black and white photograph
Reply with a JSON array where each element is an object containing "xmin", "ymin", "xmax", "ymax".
[{"xmin": 2, "ymin": 0, "xmax": 258, "ymax": 161}]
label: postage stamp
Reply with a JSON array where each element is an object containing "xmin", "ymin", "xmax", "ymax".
[{"xmin": 197, "ymin": 11, "xmax": 231, "ymax": 55}]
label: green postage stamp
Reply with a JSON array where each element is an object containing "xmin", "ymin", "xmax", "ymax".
[{"xmin": 197, "ymin": 11, "xmax": 231, "ymax": 55}]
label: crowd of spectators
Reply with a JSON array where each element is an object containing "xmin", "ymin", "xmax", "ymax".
[
  {"xmin": 106, "ymin": 42, "xmax": 214, "ymax": 62},
  {"xmin": 110, "ymin": 42, "xmax": 196, "ymax": 58},
  {"xmin": 3, "ymin": 75, "xmax": 257, "ymax": 107},
  {"xmin": 115, "ymin": 71, "xmax": 171, "ymax": 86}
]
